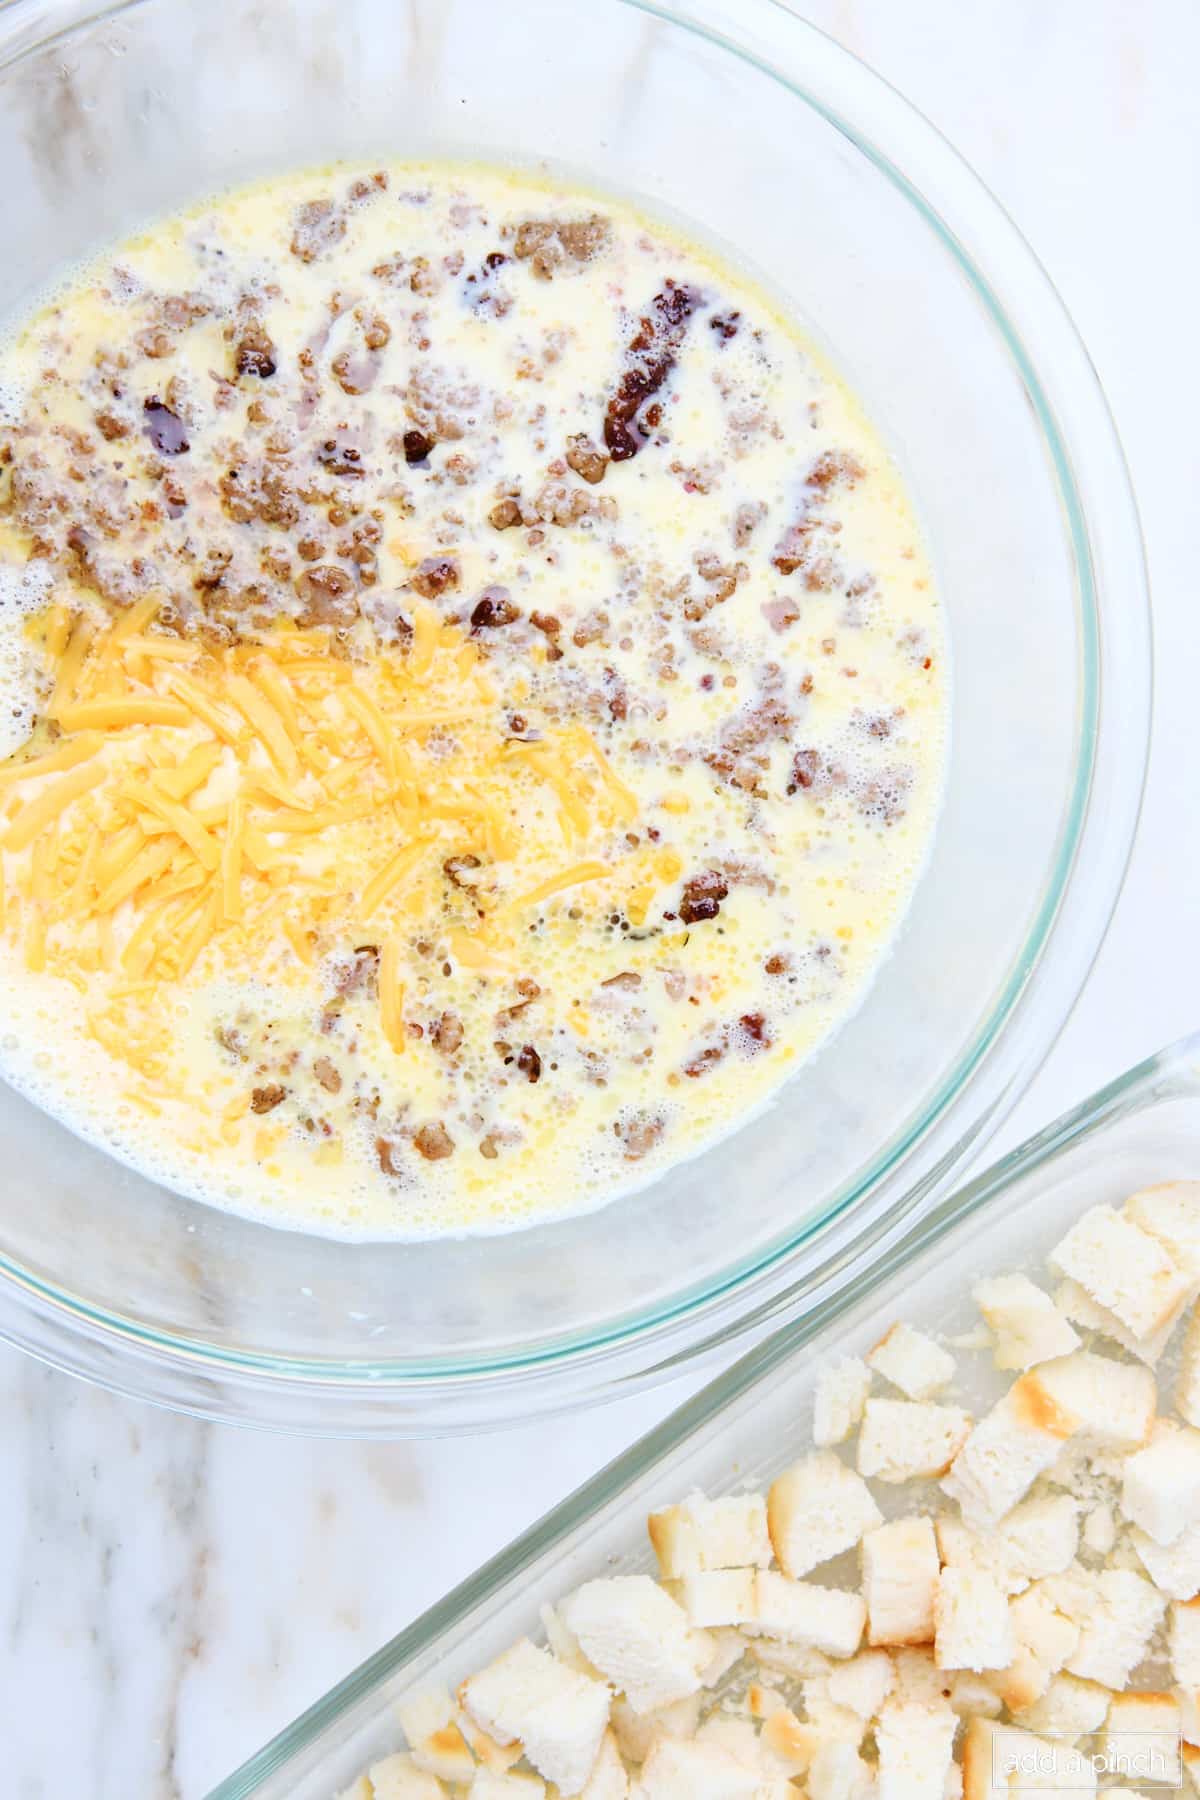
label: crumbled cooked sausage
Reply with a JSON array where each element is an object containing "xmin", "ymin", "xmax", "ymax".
[
  {"xmin": 738, "ymin": 1012, "xmax": 770, "ymax": 1047},
  {"xmin": 470, "ymin": 587, "xmax": 519, "ymax": 630},
  {"xmin": 413, "ymin": 1120, "xmax": 454, "ymax": 1160},
  {"xmin": 765, "ymin": 953, "xmax": 792, "ymax": 976},
  {"xmin": 512, "ymin": 214, "xmax": 610, "ymax": 279},
  {"xmin": 684, "ymin": 1041, "xmax": 725, "ymax": 1079},
  {"xmin": 316, "ymin": 433, "xmax": 365, "ymax": 479},
  {"xmin": 403, "ymin": 429, "xmax": 435, "ymax": 465},
  {"xmin": 411, "ymin": 555, "xmax": 460, "ymax": 599},
  {"xmin": 142, "ymin": 397, "xmax": 189, "ymax": 455},
  {"xmin": 488, "ymin": 496, "xmax": 522, "ymax": 530},
  {"xmin": 479, "ymin": 1134, "xmax": 500, "ymax": 1160},
  {"xmin": 376, "ymin": 1136, "xmax": 403, "ymax": 1177},
  {"xmin": 290, "ymin": 197, "xmax": 347, "ymax": 262},
  {"xmin": 604, "ymin": 281, "xmax": 701, "ymax": 462},
  {"xmin": 250, "ymin": 1083, "xmax": 287, "ymax": 1113},
  {"xmin": 710, "ymin": 311, "xmax": 740, "ymax": 341},
  {"xmin": 601, "ymin": 971, "xmax": 641, "ymax": 990},
  {"xmin": 615, "ymin": 1111, "xmax": 665, "ymax": 1160},
  {"xmin": 313, "ymin": 1056, "xmax": 342, "ymax": 1094},
  {"xmin": 235, "ymin": 324, "xmax": 277, "ymax": 379},
  {"xmin": 733, "ymin": 500, "xmax": 767, "ymax": 547},
  {"xmin": 443, "ymin": 854, "xmax": 482, "ymax": 890},
  {"xmin": 94, "ymin": 409, "xmax": 128, "ymax": 441},
  {"xmin": 565, "ymin": 433, "xmax": 609, "ymax": 484},
  {"xmin": 679, "ymin": 870, "xmax": 729, "ymax": 925},
  {"xmin": 762, "ymin": 595, "xmax": 801, "ymax": 633},
  {"xmin": 336, "ymin": 944, "xmax": 380, "ymax": 996},
  {"xmin": 516, "ymin": 1044, "xmax": 542, "ymax": 1083},
  {"xmin": 432, "ymin": 1012, "xmax": 464, "ymax": 1054},
  {"xmin": 787, "ymin": 748, "xmax": 826, "ymax": 794},
  {"xmin": 295, "ymin": 564, "xmax": 359, "ymax": 629}
]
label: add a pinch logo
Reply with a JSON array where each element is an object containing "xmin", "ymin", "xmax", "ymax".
[{"xmin": 992, "ymin": 1721, "xmax": 1185, "ymax": 1793}]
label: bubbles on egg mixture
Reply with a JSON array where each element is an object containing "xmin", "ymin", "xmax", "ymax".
[
  {"xmin": 0, "ymin": 562, "xmax": 53, "ymax": 759},
  {"xmin": 0, "ymin": 377, "xmax": 26, "ymax": 427}
]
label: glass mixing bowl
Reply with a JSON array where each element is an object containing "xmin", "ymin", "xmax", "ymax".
[{"xmin": 0, "ymin": 0, "xmax": 1150, "ymax": 1435}]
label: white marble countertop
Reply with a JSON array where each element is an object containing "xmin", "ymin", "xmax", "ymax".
[{"xmin": 4, "ymin": 2, "xmax": 1198, "ymax": 1794}]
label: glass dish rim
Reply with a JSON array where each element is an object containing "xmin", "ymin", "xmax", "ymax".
[
  {"xmin": 0, "ymin": 0, "xmax": 1150, "ymax": 1409},
  {"xmin": 207, "ymin": 1028, "xmax": 1200, "ymax": 1798}
]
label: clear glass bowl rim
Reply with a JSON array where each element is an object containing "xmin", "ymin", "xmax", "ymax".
[
  {"xmin": 0, "ymin": 0, "xmax": 1152, "ymax": 1427},
  {"xmin": 207, "ymin": 1029, "xmax": 1199, "ymax": 1798}
]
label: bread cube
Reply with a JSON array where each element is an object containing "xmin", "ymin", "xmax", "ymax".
[
  {"xmin": 1055, "ymin": 1568, "xmax": 1166, "ymax": 1687},
  {"xmin": 767, "ymin": 1451, "xmax": 883, "ymax": 1577},
  {"xmin": 826, "ymin": 1647, "xmax": 895, "ymax": 1719},
  {"xmin": 942, "ymin": 1375, "xmax": 1077, "ymax": 1526},
  {"xmin": 365, "ymin": 1759, "xmax": 447, "ymax": 1800},
  {"xmin": 676, "ymin": 1568, "xmax": 756, "ymax": 1630},
  {"xmin": 972, "ymin": 1274, "xmax": 1081, "ymax": 1370},
  {"xmin": 1081, "ymin": 1503, "xmax": 1117, "ymax": 1557},
  {"xmin": 1130, "ymin": 1520, "xmax": 1200, "ymax": 1600},
  {"xmin": 1124, "ymin": 1183, "xmax": 1200, "ymax": 1277},
  {"xmin": 1048, "ymin": 1204, "xmax": 1192, "ymax": 1341},
  {"xmin": 992, "ymin": 1586, "xmax": 1081, "ymax": 1712},
  {"xmin": 876, "ymin": 1699, "xmax": 957, "ymax": 1800},
  {"xmin": 868, "ymin": 1322, "xmax": 957, "ymax": 1400},
  {"xmin": 397, "ymin": 1687, "xmax": 477, "ymax": 1783},
  {"xmin": 963, "ymin": 1718, "xmax": 1096, "ymax": 1800},
  {"xmin": 949, "ymin": 1673, "xmax": 1004, "ymax": 1720},
  {"xmin": 1032, "ymin": 1353, "xmax": 1156, "ymax": 1452},
  {"xmin": 862, "ymin": 1517, "xmax": 939, "ymax": 1647},
  {"xmin": 814, "ymin": 1357, "xmax": 873, "ymax": 1447},
  {"xmin": 1054, "ymin": 1278, "xmax": 1179, "ymax": 1366},
  {"xmin": 647, "ymin": 1493, "xmax": 771, "ymax": 1579},
  {"xmin": 809, "ymin": 1741, "xmax": 873, "ymax": 1800},
  {"xmin": 1015, "ymin": 1673, "xmax": 1111, "ymax": 1738},
  {"xmin": 560, "ymin": 1577, "xmax": 708, "ymax": 1716},
  {"xmin": 461, "ymin": 1639, "xmax": 611, "ymax": 1795},
  {"xmin": 608, "ymin": 1693, "xmax": 698, "ymax": 1766},
  {"xmin": 1122, "ymin": 1423, "xmax": 1200, "ymax": 1545},
  {"xmin": 934, "ymin": 1567, "xmax": 1015, "ymax": 1672},
  {"xmin": 1104, "ymin": 1692, "xmax": 1183, "ymax": 1789},
  {"xmin": 858, "ymin": 1400, "xmax": 972, "ymax": 1483},
  {"xmin": 634, "ymin": 1735, "xmax": 776, "ymax": 1798},
  {"xmin": 748, "ymin": 1570, "xmax": 866, "ymax": 1657}
]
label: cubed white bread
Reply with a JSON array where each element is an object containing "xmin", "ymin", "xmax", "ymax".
[
  {"xmin": 990, "ymin": 1586, "xmax": 1081, "ymax": 1712},
  {"xmin": 814, "ymin": 1357, "xmax": 873, "ymax": 1448},
  {"xmin": 1053, "ymin": 1568, "xmax": 1166, "ymax": 1687},
  {"xmin": 972, "ymin": 1275, "xmax": 1081, "ymax": 1371},
  {"xmin": 1122, "ymin": 1423, "xmax": 1200, "ymax": 1545},
  {"xmin": 1125, "ymin": 1183, "xmax": 1200, "ymax": 1277},
  {"xmin": 934, "ymin": 1567, "xmax": 1015, "ymax": 1672},
  {"xmin": 767, "ymin": 1452, "xmax": 883, "ymax": 1577},
  {"xmin": 746, "ymin": 1682, "xmax": 787, "ymax": 1720},
  {"xmin": 862, "ymin": 1517, "xmax": 939, "ymax": 1648},
  {"xmin": 891, "ymin": 1647, "xmax": 948, "ymax": 1706},
  {"xmin": 1104, "ymin": 1693, "xmax": 1183, "ymax": 1789},
  {"xmin": 858, "ymin": 1400, "xmax": 973, "ymax": 1484},
  {"xmin": 944, "ymin": 1763, "xmax": 963, "ymax": 1800},
  {"xmin": 632, "ymin": 1735, "xmax": 774, "ymax": 1799},
  {"xmin": 542, "ymin": 1604, "xmax": 602, "ymax": 1682},
  {"xmin": 868, "ymin": 1323, "xmax": 957, "ymax": 1400},
  {"xmin": 1014, "ymin": 1673, "xmax": 1111, "ymax": 1738},
  {"xmin": 949, "ymin": 1673, "xmax": 1003, "ymax": 1720},
  {"xmin": 960, "ymin": 1718, "xmax": 1001, "ymax": 1800},
  {"xmin": 1081, "ymin": 1504, "xmax": 1117, "ymax": 1557},
  {"xmin": 367, "ymin": 1755, "xmax": 449, "ymax": 1800},
  {"xmin": 941, "ymin": 1375, "xmax": 1078, "ymax": 1527},
  {"xmin": 746, "ymin": 1637, "xmax": 833, "ymax": 1679},
  {"xmin": 801, "ymin": 1672, "xmax": 870, "ymax": 1742},
  {"xmin": 609, "ymin": 1694, "xmax": 699, "ymax": 1766},
  {"xmin": 1053, "ymin": 1279, "xmax": 1178, "ymax": 1367},
  {"xmin": 875, "ymin": 1699, "xmax": 957, "ymax": 1800},
  {"xmin": 759, "ymin": 1705, "xmax": 825, "ymax": 1775},
  {"xmin": 677, "ymin": 1568, "xmax": 756, "ymax": 1629},
  {"xmin": 1131, "ymin": 1520, "xmax": 1200, "ymax": 1600},
  {"xmin": 938, "ymin": 1497, "xmax": 1078, "ymax": 1596},
  {"xmin": 1179, "ymin": 1310, "xmax": 1200, "ymax": 1430},
  {"xmin": 1181, "ymin": 1688, "xmax": 1200, "ymax": 1749},
  {"xmin": 1048, "ymin": 1204, "xmax": 1192, "ymax": 1340},
  {"xmin": 1172, "ymin": 1600, "xmax": 1200, "ymax": 1687},
  {"xmin": 460, "ymin": 1711, "xmax": 528, "ymax": 1773},
  {"xmin": 826, "ymin": 1648, "xmax": 895, "ymax": 1718},
  {"xmin": 461, "ymin": 1639, "xmax": 611, "ymax": 1796},
  {"xmin": 1031, "ymin": 1353, "xmax": 1156, "ymax": 1451},
  {"xmin": 561, "ymin": 1579, "xmax": 710, "ymax": 1718},
  {"xmin": 809, "ymin": 1742, "xmax": 873, "ymax": 1800},
  {"xmin": 647, "ymin": 1494, "xmax": 771, "ymax": 1579},
  {"xmin": 469, "ymin": 1772, "xmax": 545, "ymax": 1799},
  {"xmin": 747, "ymin": 1570, "xmax": 866, "ymax": 1657},
  {"xmin": 396, "ymin": 1688, "xmax": 477, "ymax": 1783},
  {"xmin": 694, "ymin": 1715, "xmax": 771, "ymax": 1770}
]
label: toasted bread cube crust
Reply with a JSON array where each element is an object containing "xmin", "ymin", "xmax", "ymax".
[{"xmin": 862, "ymin": 1517, "xmax": 940, "ymax": 1648}]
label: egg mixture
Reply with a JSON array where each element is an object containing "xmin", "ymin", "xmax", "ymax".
[{"xmin": 0, "ymin": 164, "xmax": 945, "ymax": 1236}]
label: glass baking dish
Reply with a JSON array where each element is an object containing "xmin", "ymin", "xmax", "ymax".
[{"xmin": 209, "ymin": 1029, "xmax": 1200, "ymax": 1798}]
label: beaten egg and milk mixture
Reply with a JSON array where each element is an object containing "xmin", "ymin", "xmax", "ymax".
[{"xmin": 0, "ymin": 165, "xmax": 945, "ymax": 1236}]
